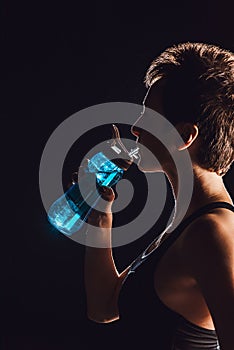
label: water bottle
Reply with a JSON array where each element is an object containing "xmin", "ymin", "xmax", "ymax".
[{"xmin": 47, "ymin": 125, "xmax": 139, "ymax": 236}]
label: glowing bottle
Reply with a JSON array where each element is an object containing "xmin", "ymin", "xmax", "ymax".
[{"xmin": 47, "ymin": 125, "xmax": 139, "ymax": 236}]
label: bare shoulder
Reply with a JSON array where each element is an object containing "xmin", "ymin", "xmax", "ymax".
[
  {"xmin": 180, "ymin": 207, "xmax": 234, "ymax": 349},
  {"xmin": 183, "ymin": 206, "xmax": 234, "ymax": 243}
]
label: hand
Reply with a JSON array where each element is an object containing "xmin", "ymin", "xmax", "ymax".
[
  {"xmin": 87, "ymin": 186, "xmax": 115, "ymax": 228},
  {"xmin": 74, "ymin": 159, "xmax": 115, "ymax": 228}
]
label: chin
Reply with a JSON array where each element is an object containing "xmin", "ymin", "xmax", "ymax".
[
  {"xmin": 137, "ymin": 159, "xmax": 163, "ymax": 173},
  {"xmin": 136, "ymin": 149, "xmax": 163, "ymax": 173}
]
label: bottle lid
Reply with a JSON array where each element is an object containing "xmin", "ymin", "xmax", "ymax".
[{"xmin": 105, "ymin": 124, "xmax": 139, "ymax": 170}]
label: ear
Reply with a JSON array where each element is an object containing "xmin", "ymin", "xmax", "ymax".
[{"xmin": 176, "ymin": 123, "xmax": 199, "ymax": 151}]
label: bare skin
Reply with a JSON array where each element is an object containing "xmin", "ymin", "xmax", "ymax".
[
  {"xmin": 85, "ymin": 81, "xmax": 234, "ymax": 349},
  {"xmin": 153, "ymin": 207, "xmax": 234, "ymax": 330},
  {"xmin": 131, "ymin": 82, "xmax": 234, "ymax": 333}
]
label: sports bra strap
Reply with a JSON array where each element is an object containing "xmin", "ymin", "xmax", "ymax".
[
  {"xmin": 177, "ymin": 201, "xmax": 234, "ymax": 233},
  {"xmin": 128, "ymin": 201, "xmax": 234, "ymax": 275}
]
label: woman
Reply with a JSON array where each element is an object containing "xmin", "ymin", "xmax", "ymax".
[{"xmin": 85, "ymin": 42, "xmax": 234, "ymax": 349}]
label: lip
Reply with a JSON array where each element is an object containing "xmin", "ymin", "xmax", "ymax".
[{"xmin": 136, "ymin": 149, "xmax": 142, "ymax": 167}]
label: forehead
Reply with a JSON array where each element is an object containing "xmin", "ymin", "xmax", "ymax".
[{"xmin": 143, "ymin": 80, "xmax": 165, "ymax": 115}]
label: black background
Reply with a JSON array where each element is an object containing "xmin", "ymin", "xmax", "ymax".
[{"xmin": 1, "ymin": 1, "xmax": 234, "ymax": 349}]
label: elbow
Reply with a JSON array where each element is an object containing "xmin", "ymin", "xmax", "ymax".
[
  {"xmin": 86, "ymin": 303, "xmax": 120, "ymax": 324},
  {"xmin": 87, "ymin": 312, "xmax": 120, "ymax": 324}
]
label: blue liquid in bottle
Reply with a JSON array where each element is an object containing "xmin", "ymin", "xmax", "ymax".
[{"xmin": 47, "ymin": 152, "xmax": 125, "ymax": 236}]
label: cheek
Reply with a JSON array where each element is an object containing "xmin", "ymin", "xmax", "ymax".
[
  {"xmin": 139, "ymin": 134, "xmax": 175, "ymax": 169},
  {"xmin": 137, "ymin": 138, "xmax": 162, "ymax": 171},
  {"xmin": 140, "ymin": 134, "xmax": 166, "ymax": 159}
]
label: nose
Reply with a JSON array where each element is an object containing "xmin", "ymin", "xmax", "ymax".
[{"xmin": 131, "ymin": 107, "xmax": 145, "ymax": 139}]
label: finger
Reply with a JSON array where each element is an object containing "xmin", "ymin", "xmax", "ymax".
[{"xmin": 98, "ymin": 186, "xmax": 115, "ymax": 202}]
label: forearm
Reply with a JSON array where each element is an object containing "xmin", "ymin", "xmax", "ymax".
[{"xmin": 84, "ymin": 216, "xmax": 121, "ymax": 323}]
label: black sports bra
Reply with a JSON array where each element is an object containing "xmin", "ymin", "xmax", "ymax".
[{"xmin": 118, "ymin": 201, "xmax": 234, "ymax": 350}]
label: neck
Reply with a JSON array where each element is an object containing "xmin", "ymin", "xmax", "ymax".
[{"xmin": 165, "ymin": 164, "xmax": 233, "ymax": 232}]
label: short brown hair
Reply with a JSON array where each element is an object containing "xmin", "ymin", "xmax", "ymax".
[{"xmin": 145, "ymin": 42, "xmax": 234, "ymax": 176}]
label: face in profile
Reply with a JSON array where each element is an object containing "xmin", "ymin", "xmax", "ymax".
[{"xmin": 131, "ymin": 83, "xmax": 179, "ymax": 173}]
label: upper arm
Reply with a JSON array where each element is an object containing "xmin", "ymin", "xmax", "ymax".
[
  {"xmin": 86, "ymin": 265, "xmax": 130, "ymax": 324},
  {"xmin": 183, "ymin": 216, "xmax": 234, "ymax": 349}
]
